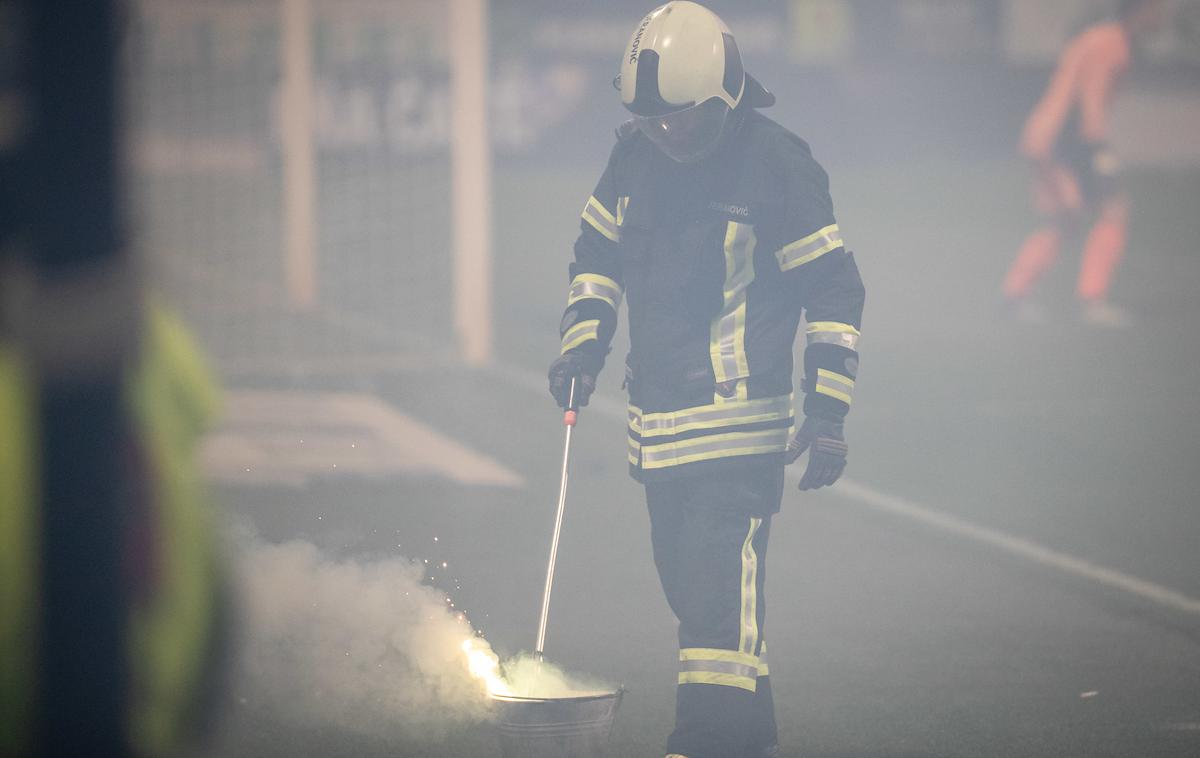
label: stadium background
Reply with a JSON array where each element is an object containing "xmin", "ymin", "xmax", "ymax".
[{"xmin": 118, "ymin": 1, "xmax": 1200, "ymax": 756}]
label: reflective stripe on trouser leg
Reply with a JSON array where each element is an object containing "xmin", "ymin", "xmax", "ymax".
[
  {"xmin": 673, "ymin": 514, "xmax": 766, "ymax": 692},
  {"xmin": 739, "ymin": 517, "xmax": 763, "ymax": 656},
  {"xmin": 647, "ymin": 471, "xmax": 778, "ymax": 758},
  {"xmin": 678, "ymin": 648, "xmax": 760, "ymax": 692}
]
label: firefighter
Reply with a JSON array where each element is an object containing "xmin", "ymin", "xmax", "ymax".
[
  {"xmin": 546, "ymin": 3, "xmax": 865, "ymax": 756},
  {"xmin": 1003, "ymin": 0, "xmax": 1168, "ymax": 327}
]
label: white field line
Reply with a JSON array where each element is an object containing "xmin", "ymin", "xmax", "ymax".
[
  {"xmin": 827, "ymin": 479, "xmax": 1200, "ymax": 616},
  {"xmin": 489, "ymin": 362, "xmax": 1200, "ymax": 617}
]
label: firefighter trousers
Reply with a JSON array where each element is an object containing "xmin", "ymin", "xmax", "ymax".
[{"xmin": 647, "ymin": 464, "xmax": 782, "ymax": 758}]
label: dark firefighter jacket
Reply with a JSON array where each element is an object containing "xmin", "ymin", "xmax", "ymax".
[{"xmin": 559, "ymin": 108, "xmax": 865, "ymax": 483}]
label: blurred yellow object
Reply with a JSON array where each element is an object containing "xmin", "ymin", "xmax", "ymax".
[
  {"xmin": 0, "ymin": 302, "xmax": 228, "ymax": 757},
  {"xmin": 0, "ymin": 343, "xmax": 37, "ymax": 755}
]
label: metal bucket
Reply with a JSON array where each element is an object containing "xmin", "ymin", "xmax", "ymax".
[{"xmin": 492, "ymin": 689, "xmax": 624, "ymax": 758}]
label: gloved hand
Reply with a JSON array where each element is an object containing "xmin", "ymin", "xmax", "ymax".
[
  {"xmin": 784, "ymin": 416, "xmax": 848, "ymax": 490},
  {"xmin": 547, "ymin": 351, "xmax": 602, "ymax": 409}
]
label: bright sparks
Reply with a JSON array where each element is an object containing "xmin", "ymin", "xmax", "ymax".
[{"xmin": 461, "ymin": 637, "xmax": 512, "ymax": 697}]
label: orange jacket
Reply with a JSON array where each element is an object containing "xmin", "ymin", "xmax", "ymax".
[{"xmin": 1021, "ymin": 21, "xmax": 1131, "ymax": 161}]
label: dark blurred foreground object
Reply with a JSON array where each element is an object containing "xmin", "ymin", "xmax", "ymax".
[
  {"xmin": 1003, "ymin": 0, "xmax": 1170, "ymax": 328},
  {"xmin": 0, "ymin": 0, "xmax": 228, "ymax": 754},
  {"xmin": 0, "ymin": 306, "xmax": 229, "ymax": 757}
]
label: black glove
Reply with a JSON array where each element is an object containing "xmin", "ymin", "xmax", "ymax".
[
  {"xmin": 784, "ymin": 416, "xmax": 848, "ymax": 490},
  {"xmin": 547, "ymin": 351, "xmax": 602, "ymax": 409}
]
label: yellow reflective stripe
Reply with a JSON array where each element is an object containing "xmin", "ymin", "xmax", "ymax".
[
  {"xmin": 678, "ymin": 647, "xmax": 760, "ymax": 690},
  {"xmin": 636, "ymin": 396, "xmax": 794, "ymax": 439},
  {"xmin": 639, "ymin": 428, "xmax": 790, "ymax": 469},
  {"xmin": 757, "ymin": 641, "xmax": 769, "ymax": 677},
  {"xmin": 665, "ymin": 429, "xmax": 777, "ymax": 452},
  {"xmin": 642, "ymin": 408, "xmax": 785, "ymax": 438},
  {"xmin": 815, "ymin": 368, "xmax": 855, "ymax": 405},
  {"xmin": 710, "ymin": 222, "xmax": 756, "ymax": 383},
  {"xmin": 566, "ymin": 273, "xmax": 622, "ymax": 309},
  {"xmin": 807, "ymin": 320, "xmax": 860, "ymax": 349},
  {"xmin": 616, "ymin": 196, "xmax": 629, "ymax": 227},
  {"xmin": 791, "ymin": 223, "xmax": 840, "ymax": 251},
  {"xmin": 806, "ymin": 321, "xmax": 860, "ymax": 336},
  {"xmin": 739, "ymin": 518, "xmax": 763, "ymax": 655},
  {"xmin": 586, "ymin": 195, "xmax": 616, "ymax": 225},
  {"xmin": 634, "ymin": 395, "xmax": 792, "ymax": 430},
  {"xmin": 817, "ymin": 368, "xmax": 855, "ymax": 388},
  {"xmin": 785, "ymin": 239, "xmax": 841, "ymax": 270},
  {"xmin": 680, "ymin": 647, "xmax": 760, "ymax": 666},
  {"xmin": 814, "ymin": 385, "xmax": 852, "ymax": 404},
  {"xmin": 560, "ymin": 319, "xmax": 600, "ymax": 353},
  {"xmin": 776, "ymin": 223, "xmax": 843, "ymax": 271},
  {"xmin": 581, "ymin": 196, "xmax": 620, "ymax": 242},
  {"xmin": 678, "ymin": 671, "xmax": 757, "ymax": 691}
]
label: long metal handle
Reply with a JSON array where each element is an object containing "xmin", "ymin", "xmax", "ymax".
[{"xmin": 536, "ymin": 377, "xmax": 579, "ymax": 658}]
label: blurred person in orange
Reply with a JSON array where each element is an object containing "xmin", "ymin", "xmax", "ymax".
[{"xmin": 1003, "ymin": 0, "xmax": 1168, "ymax": 327}]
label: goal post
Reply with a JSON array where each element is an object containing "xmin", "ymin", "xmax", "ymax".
[
  {"xmin": 279, "ymin": 0, "xmax": 317, "ymax": 310},
  {"xmin": 450, "ymin": 0, "xmax": 493, "ymax": 367}
]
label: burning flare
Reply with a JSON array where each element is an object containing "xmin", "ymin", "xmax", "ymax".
[{"xmin": 461, "ymin": 637, "xmax": 512, "ymax": 697}]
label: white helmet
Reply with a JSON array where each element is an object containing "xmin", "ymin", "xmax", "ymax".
[{"xmin": 617, "ymin": 1, "xmax": 773, "ymax": 162}]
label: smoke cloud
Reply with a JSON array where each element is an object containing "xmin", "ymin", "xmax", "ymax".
[{"xmin": 219, "ymin": 531, "xmax": 612, "ymax": 750}]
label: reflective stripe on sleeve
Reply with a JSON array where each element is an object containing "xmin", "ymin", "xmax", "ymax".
[
  {"xmin": 566, "ymin": 273, "xmax": 623, "ymax": 310},
  {"xmin": 776, "ymin": 224, "xmax": 843, "ymax": 271},
  {"xmin": 678, "ymin": 648, "xmax": 760, "ymax": 692},
  {"xmin": 806, "ymin": 321, "xmax": 860, "ymax": 350},
  {"xmin": 814, "ymin": 368, "xmax": 855, "ymax": 405},
  {"xmin": 581, "ymin": 196, "xmax": 620, "ymax": 242},
  {"xmin": 560, "ymin": 319, "xmax": 600, "ymax": 354}
]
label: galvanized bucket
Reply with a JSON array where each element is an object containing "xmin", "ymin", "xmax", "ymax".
[{"xmin": 492, "ymin": 689, "xmax": 624, "ymax": 758}]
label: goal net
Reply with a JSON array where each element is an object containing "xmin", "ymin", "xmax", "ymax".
[{"xmin": 127, "ymin": 0, "xmax": 490, "ymax": 378}]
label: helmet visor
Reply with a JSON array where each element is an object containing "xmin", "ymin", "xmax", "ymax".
[{"xmin": 633, "ymin": 98, "xmax": 731, "ymax": 163}]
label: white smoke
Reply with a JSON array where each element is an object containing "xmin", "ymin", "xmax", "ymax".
[
  {"xmin": 220, "ymin": 532, "xmax": 612, "ymax": 748},
  {"xmin": 495, "ymin": 654, "xmax": 614, "ymax": 699},
  {"xmin": 231, "ymin": 537, "xmax": 491, "ymax": 734}
]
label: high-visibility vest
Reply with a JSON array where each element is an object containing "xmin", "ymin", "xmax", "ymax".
[{"xmin": 0, "ymin": 304, "xmax": 227, "ymax": 757}]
